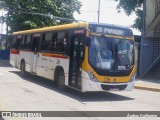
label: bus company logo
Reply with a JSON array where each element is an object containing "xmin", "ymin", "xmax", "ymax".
[
  {"xmin": 2, "ymin": 112, "xmax": 11, "ymax": 118},
  {"xmin": 2, "ymin": 112, "xmax": 42, "ymax": 118}
]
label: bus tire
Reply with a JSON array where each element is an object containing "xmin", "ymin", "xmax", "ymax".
[
  {"xmin": 20, "ymin": 61, "xmax": 26, "ymax": 77},
  {"xmin": 57, "ymin": 70, "xmax": 66, "ymax": 90}
]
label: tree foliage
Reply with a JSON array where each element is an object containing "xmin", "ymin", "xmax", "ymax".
[
  {"xmin": 0, "ymin": 0, "xmax": 82, "ymax": 33},
  {"xmin": 115, "ymin": 0, "xmax": 143, "ymax": 32}
]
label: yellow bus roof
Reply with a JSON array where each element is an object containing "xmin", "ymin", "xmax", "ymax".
[{"xmin": 13, "ymin": 22, "xmax": 89, "ymax": 35}]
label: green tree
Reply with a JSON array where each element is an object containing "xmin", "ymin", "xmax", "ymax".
[
  {"xmin": 115, "ymin": 0, "xmax": 143, "ymax": 32},
  {"xmin": 0, "ymin": 0, "xmax": 82, "ymax": 33}
]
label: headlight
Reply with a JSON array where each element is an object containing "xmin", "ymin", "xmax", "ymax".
[
  {"xmin": 87, "ymin": 71, "xmax": 98, "ymax": 82},
  {"xmin": 129, "ymin": 74, "xmax": 135, "ymax": 83}
]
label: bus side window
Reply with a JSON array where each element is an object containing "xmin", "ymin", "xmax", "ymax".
[
  {"xmin": 41, "ymin": 33, "xmax": 46, "ymax": 51},
  {"xmin": 55, "ymin": 32, "xmax": 68, "ymax": 53},
  {"xmin": 41, "ymin": 32, "xmax": 53, "ymax": 52},
  {"xmin": 20, "ymin": 35, "xmax": 26, "ymax": 49},
  {"xmin": 24, "ymin": 35, "xmax": 32, "ymax": 50},
  {"xmin": 52, "ymin": 32, "xmax": 57, "ymax": 51},
  {"xmin": 10, "ymin": 36, "xmax": 15, "ymax": 49},
  {"xmin": 32, "ymin": 34, "xmax": 40, "ymax": 52},
  {"xmin": 46, "ymin": 32, "xmax": 54, "ymax": 51},
  {"xmin": 64, "ymin": 33, "xmax": 69, "ymax": 53},
  {"xmin": 15, "ymin": 36, "xmax": 22, "ymax": 50}
]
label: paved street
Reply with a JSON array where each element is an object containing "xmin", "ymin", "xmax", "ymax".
[{"xmin": 0, "ymin": 65, "xmax": 160, "ymax": 120}]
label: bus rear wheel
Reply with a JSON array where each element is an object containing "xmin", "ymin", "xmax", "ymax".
[
  {"xmin": 57, "ymin": 70, "xmax": 66, "ymax": 90},
  {"xmin": 20, "ymin": 61, "xmax": 26, "ymax": 77}
]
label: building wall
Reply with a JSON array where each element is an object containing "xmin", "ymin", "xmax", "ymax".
[
  {"xmin": 145, "ymin": 0, "xmax": 156, "ymax": 36},
  {"xmin": 140, "ymin": 0, "xmax": 160, "ymax": 80}
]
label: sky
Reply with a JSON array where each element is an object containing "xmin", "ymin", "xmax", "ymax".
[
  {"xmin": 74, "ymin": 0, "xmax": 141, "ymax": 35},
  {"xmin": 0, "ymin": 0, "xmax": 141, "ymax": 35}
]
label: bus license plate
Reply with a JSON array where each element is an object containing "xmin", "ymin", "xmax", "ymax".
[{"xmin": 110, "ymin": 88, "xmax": 119, "ymax": 91}]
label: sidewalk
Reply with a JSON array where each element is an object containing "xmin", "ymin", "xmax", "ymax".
[{"xmin": 134, "ymin": 79, "xmax": 160, "ymax": 92}]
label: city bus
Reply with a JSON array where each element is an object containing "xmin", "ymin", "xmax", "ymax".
[{"xmin": 10, "ymin": 22, "xmax": 136, "ymax": 92}]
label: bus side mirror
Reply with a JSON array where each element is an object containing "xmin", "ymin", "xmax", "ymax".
[{"xmin": 86, "ymin": 37, "xmax": 91, "ymax": 46}]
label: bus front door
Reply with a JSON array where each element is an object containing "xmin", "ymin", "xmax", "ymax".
[{"xmin": 69, "ymin": 35, "xmax": 85, "ymax": 89}]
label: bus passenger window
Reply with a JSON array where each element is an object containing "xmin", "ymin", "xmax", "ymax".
[
  {"xmin": 24, "ymin": 35, "xmax": 32, "ymax": 50},
  {"xmin": 52, "ymin": 32, "xmax": 57, "ymax": 51},
  {"xmin": 55, "ymin": 32, "xmax": 68, "ymax": 53},
  {"xmin": 13, "ymin": 36, "xmax": 22, "ymax": 50},
  {"xmin": 32, "ymin": 34, "xmax": 40, "ymax": 51},
  {"xmin": 20, "ymin": 35, "xmax": 27, "ymax": 49},
  {"xmin": 41, "ymin": 33, "xmax": 46, "ymax": 51},
  {"xmin": 10, "ymin": 37, "xmax": 17, "ymax": 49},
  {"xmin": 41, "ymin": 32, "xmax": 54, "ymax": 52}
]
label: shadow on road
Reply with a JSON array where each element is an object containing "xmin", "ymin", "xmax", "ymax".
[{"xmin": 9, "ymin": 71, "xmax": 134, "ymax": 102}]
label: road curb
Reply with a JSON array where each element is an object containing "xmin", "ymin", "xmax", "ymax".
[{"xmin": 134, "ymin": 85, "xmax": 160, "ymax": 92}]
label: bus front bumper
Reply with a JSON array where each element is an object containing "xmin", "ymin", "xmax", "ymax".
[{"xmin": 82, "ymin": 78, "xmax": 134, "ymax": 92}]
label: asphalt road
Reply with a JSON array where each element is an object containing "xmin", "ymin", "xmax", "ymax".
[{"xmin": 0, "ymin": 65, "xmax": 160, "ymax": 120}]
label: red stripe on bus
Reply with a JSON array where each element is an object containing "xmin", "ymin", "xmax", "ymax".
[
  {"xmin": 42, "ymin": 53, "xmax": 69, "ymax": 59},
  {"xmin": 10, "ymin": 50, "xmax": 19, "ymax": 54},
  {"xmin": 50, "ymin": 54, "xmax": 68, "ymax": 59}
]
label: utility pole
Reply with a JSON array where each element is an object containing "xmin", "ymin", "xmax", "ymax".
[{"xmin": 98, "ymin": 0, "xmax": 100, "ymax": 23}]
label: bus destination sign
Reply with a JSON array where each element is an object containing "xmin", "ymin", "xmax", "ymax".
[{"xmin": 89, "ymin": 24, "xmax": 132, "ymax": 37}]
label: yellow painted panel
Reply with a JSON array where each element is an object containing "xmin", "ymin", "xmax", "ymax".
[{"xmin": 13, "ymin": 22, "xmax": 89, "ymax": 35}]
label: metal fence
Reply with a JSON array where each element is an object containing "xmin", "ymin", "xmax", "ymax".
[
  {"xmin": 0, "ymin": 34, "xmax": 10, "ymax": 60},
  {"xmin": 140, "ymin": 36, "xmax": 160, "ymax": 80}
]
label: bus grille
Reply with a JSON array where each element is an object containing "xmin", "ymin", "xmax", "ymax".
[{"xmin": 101, "ymin": 84, "xmax": 127, "ymax": 91}]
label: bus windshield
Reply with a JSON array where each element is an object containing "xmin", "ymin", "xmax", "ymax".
[{"xmin": 89, "ymin": 35, "xmax": 134, "ymax": 71}]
